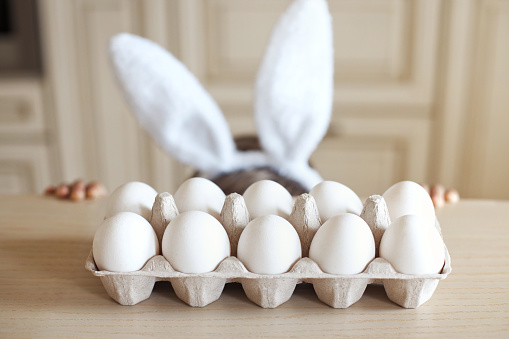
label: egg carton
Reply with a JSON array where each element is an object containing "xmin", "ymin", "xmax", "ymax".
[{"xmin": 85, "ymin": 193, "xmax": 451, "ymax": 309}]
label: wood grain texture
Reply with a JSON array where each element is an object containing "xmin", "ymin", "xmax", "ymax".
[{"xmin": 0, "ymin": 195, "xmax": 508, "ymax": 337}]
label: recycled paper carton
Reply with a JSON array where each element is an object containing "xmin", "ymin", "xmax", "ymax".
[{"xmin": 86, "ymin": 193, "xmax": 451, "ymax": 308}]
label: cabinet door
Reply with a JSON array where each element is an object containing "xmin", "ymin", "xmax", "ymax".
[
  {"xmin": 0, "ymin": 79, "xmax": 50, "ymax": 194},
  {"xmin": 0, "ymin": 145, "xmax": 50, "ymax": 194}
]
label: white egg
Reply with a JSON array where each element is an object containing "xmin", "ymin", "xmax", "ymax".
[
  {"xmin": 237, "ymin": 215, "xmax": 301, "ymax": 274},
  {"xmin": 309, "ymin": 181, "xmax": 363, "ymax": 222},
  {"xmin": 382, "ymin": 181, "xmax": 435, "ymax": 228},
  {"xmin": 105, "ymin": 181, "xmax": 158, "ymax": 221},
  {"xmin": 309, "ymin": 213, "xmax": 375, "ymax": 274},
  {"xmin": 379, "ymin": 215, "xmax": 445, "ymax": 274},
  {"xmin": 173, "ymin": 177, "xmax": 226, "ymax": 219},
  {"xmin": 93, "ymin": 212, "xmax": 159, "ymax": 272},
  {"xmin": 162, "ymin": 211, "xmax": 230, "ymax": 273},
  {"xmin": 243, "ymin": 180, "xmax": 293, "ymax": 219}
]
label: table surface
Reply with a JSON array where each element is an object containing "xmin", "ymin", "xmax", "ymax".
[{"xmin": 1, "ymin": 195, "xmax": 508, "ymax": 337}]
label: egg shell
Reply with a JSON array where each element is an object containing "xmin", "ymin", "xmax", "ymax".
[
  {"xmin": 382, "ymin": 181, "xmax": 436, "ymax": 228},
  {"xmin": 105, "ymin": 181, "xmax": 158, "ymax": 221},
  {"xmin": 93, "ymin": 212, "xmax": 159, "ymax": 272},
  {"xmin": 243, "ymin": 180, "xmax": 294, "ymax": 219},
  {"xmin": 173, "ymin": 177, "xmax": 226, "ymax": 219},
  {"xmin": 162, "ymin": 210, "xmax": 230, "ymax": 274},
  {"xmin": 309, "ymin": 213, "xmax": 375, "ymax": 275},
  {"xmin": 309, "ymin": 181, "xmax": 363, "ymax": 222},
  {"xmin": 237, "ymin": 215, "xmax": 301, "ymax": 275},
  {"xmin": 379, "ymin": 214, "xmax": 445, "ymax": 274}
]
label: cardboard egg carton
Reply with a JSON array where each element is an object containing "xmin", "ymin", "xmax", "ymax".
[{"xmin": 85, "ymin": 193, "xmax": 451, "ymax": 309}]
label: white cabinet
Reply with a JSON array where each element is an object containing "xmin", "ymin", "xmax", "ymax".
[{"xmin": 31, "ymin": 0, "xmax": 509, "ymax": 198}]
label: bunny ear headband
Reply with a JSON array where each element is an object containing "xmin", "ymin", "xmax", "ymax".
[{"xmin": 109, "ymin": 0, "xmax": 333, "ymax": 191}]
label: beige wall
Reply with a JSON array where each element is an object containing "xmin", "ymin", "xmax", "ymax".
[{"xmin": 1, "ymin": 0, "xmax": 508, "ymax": 199}]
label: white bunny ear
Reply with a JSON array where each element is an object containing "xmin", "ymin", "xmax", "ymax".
[
  {"xmin": 110, "ymin": 33, "xmax": 238, "ymax": 175},
  {"xmin": 255, "ymin": 0, "xmax": 333, "ymax": 189}
]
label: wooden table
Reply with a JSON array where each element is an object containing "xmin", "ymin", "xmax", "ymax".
[{"xmin": 1, "ymin": 195, "xmax": 508, "ymax": 337}]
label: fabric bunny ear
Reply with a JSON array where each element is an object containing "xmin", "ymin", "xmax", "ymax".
[
  {"xmin": 110, "ymin": 33, "xmax": 239, "ymax": 175},
  {"xmin": 255, "ymin": 0, "xmax": 334, "ymax": 189}
]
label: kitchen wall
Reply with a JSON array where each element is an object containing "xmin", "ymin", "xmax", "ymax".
[{"xmin": 1, "ymin": 0, "xmax": 508, "ymax": 199}]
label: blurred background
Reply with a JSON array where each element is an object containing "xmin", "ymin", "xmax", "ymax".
[{"xmin": 0, "ymin": 0, "xmax": 508, "ymax": 199}]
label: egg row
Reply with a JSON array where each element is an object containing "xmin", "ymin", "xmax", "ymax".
[
  {"xmin": 104, "ymin": 177, "xmax": 436, "ymax": 226},
  {"xmin": 93, "ymin": 179, "xmax": 444, "ymax": 276}
]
